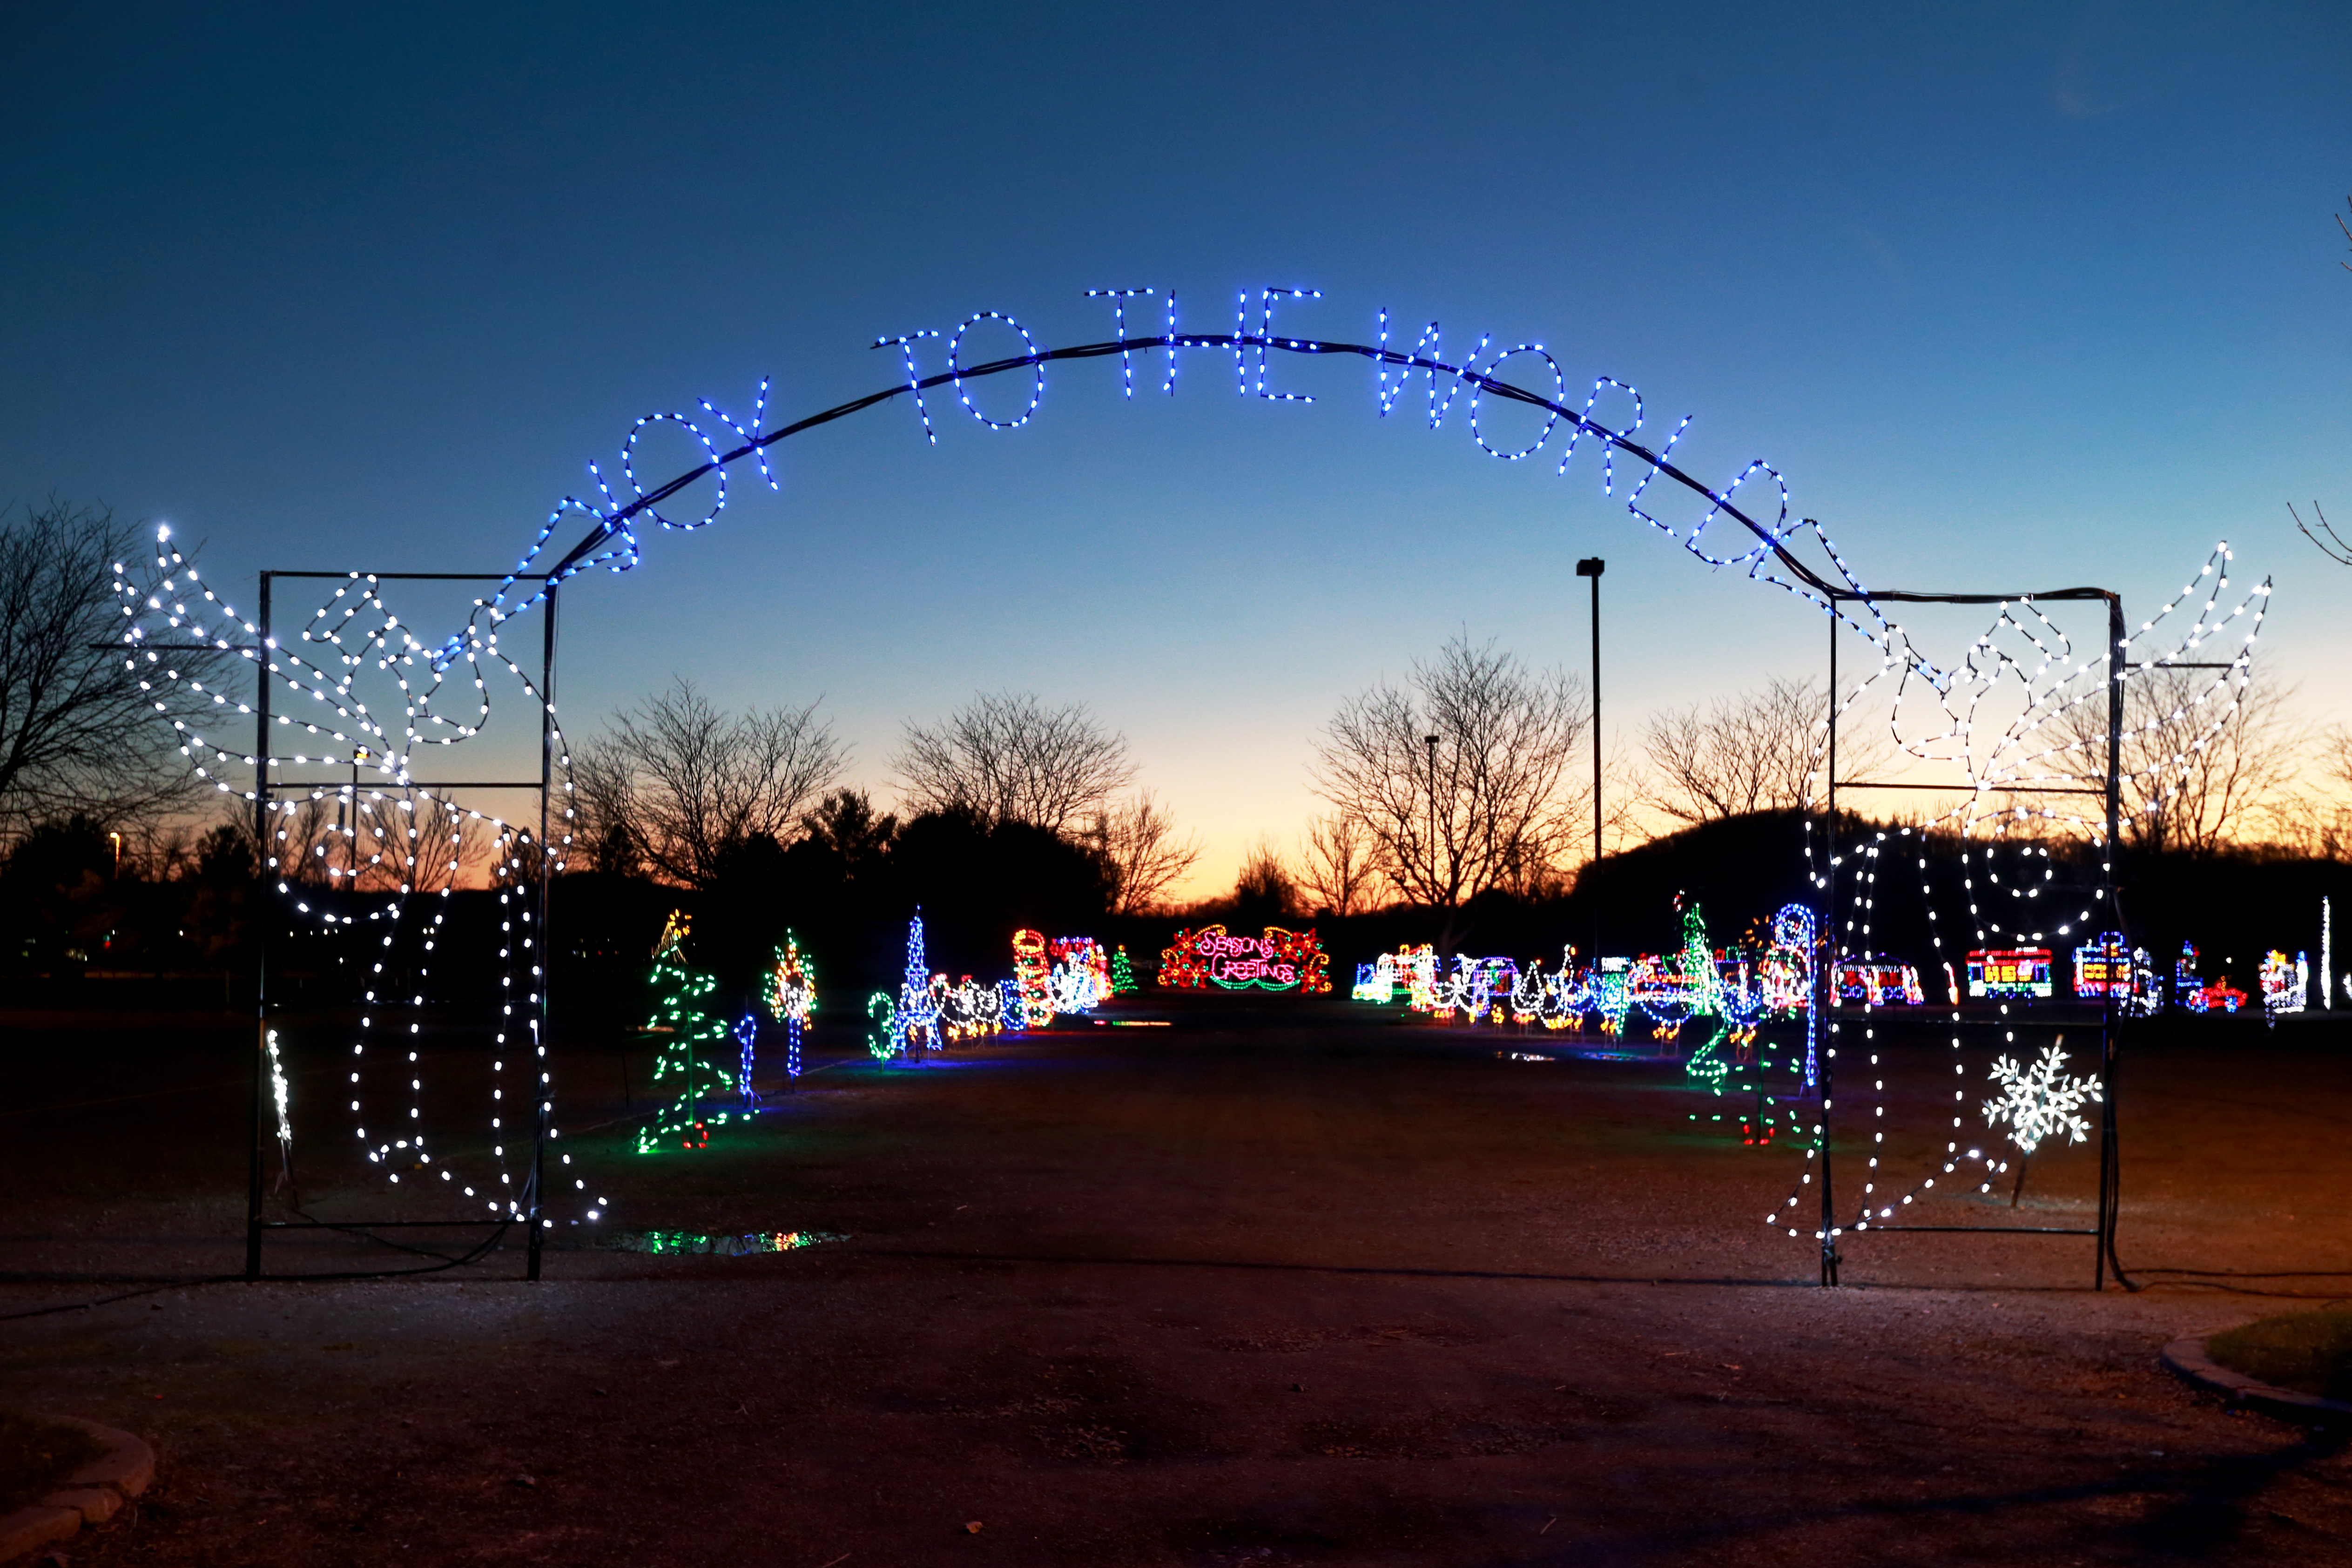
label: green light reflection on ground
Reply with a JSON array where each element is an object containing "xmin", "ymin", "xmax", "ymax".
[{"xmin": 605, "ymin": 1229, "xmax": 848, "ymax": 1256}]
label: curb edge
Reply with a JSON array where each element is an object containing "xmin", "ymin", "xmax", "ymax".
[
  {"xmin": 2163, "ymin": 1335, "xmax": 2352, "ymax": 1426},
  {"xmin": 0, "ymin": 1416, "xmax": 156, "ymax": 1563}
]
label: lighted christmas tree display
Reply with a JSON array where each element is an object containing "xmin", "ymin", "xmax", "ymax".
[
  {"xmin": 1110, "ymin": 945, "xmax": 1137, "ymax": 995},
  {"xmin": 638, "ymin": 910, "xmax": 736, "ymax": 1153},
  {"xmin": 765, "ymin": 933, "xmax": 817, "ymax": 1080}
]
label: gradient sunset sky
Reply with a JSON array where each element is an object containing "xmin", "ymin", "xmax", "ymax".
[{"xmin": 3, "ymin": 3, "xmax": 2346, "ymax": 896}]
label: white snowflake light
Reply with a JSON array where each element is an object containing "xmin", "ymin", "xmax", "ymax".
[{"xmin": 1982, "ymin": 1043, "xmax": 2101, "ymax": 1155}]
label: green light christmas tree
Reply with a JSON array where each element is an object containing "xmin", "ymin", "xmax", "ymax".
[
  {"xmin": 1110, "ymin": 944, "xmax": 1137, "ymax": 995},
  {"xmin": 638, "ymin": 909, "xmax": 736, "ymax": 1153}
]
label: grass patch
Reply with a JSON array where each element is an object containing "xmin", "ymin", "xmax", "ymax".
[
  {"xmin": 0, "ymin": 1408, "xmax": 108, "ymax": 1514},
  {"xmin": 2206, "ymin": 1309, "xmax": 2352, "ymax": 1402}
]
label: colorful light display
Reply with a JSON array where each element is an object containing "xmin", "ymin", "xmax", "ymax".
[
  {"xmin": 1012, "ymin": 929, "xmax": 1053, "ymax": 1029},
  {"xmin": 1834, "ymin": 957, "xmax": 1925, "ymax": 1007},
  {"xmin": 2173, "ymin": 942, "xmax": 2204, "ymax": 1008},
  {"xmin": 2260, "ymin": 950, "xmax": 2309, "ymax": 1023},
  {"xmin": 1352, "ymin": 944, "xmax": 1437, "ymax": 1006},
  {"xmin": 861, "ymin": 924, "xmax": 1107, "ymax": 1052},
  {"xmin": 107, "ymin": 282, "xmax": 2278, "ymax": 1259},
  {"xmin": 866, "ymin": 912, "xmax": 943, "ymax": 1060},
  {"xmin": 1658, "ymin": 900, "xmax": 1815, "ymax": 1146},
  {"xmin": 1415, "ymin": 956, "xmax": 1521, "ymax": 1021},
  {"xmin": 1048, "ymin": 955, "xmax": 1104, "ymax": 1016},
  {"xmin": 2174, "ymin": 942, "xmax": 2249, "ymax": 1015},
  {"xmin": 1110, "ymin": 945, "xmax": 1139, "ymax": 995},
  {"xmin": 639, "ymin": 911, "xmax": 734, "ymax": 1153},
  {"xmin": 2069, "ymin": 933, "xmax": 2130, "ymax": 1001},
  {"xmin": 609, "ymin": 1228, "xmax": 844, "ymax": 1257},
  {"xmin": 1763, "ymin": 904, "xmax": 1820, "ymax": 1088},
  {"xmin": 764, "ymin": 934, "xmax": 817, "ymax": 1080},
  {"xmin": 1050, "ymin": 937, "xmax": 1112, "ymax": 1005},
  {"xmin": 1965, "ymin": 948, "xmax": 2053, "ymax": 1000},
  {"xmin": 1372, "ymin": 904, "xmax": 1820, "ymax": 1101},
  {"xmin": 1354, "ymin": 902, "xmax": 1816, "ymax": 1136},
  {"xmin": 935, "ymin": 976, "xmax": 1009, "ymax": 1040},
  {"xmin": 1507, "ymin": 963, "xmax": 1550, "ymax": 1025},
  {"xmin": 1159, "ymin": 925, "xmax": 1331, "ymax": 992},
  {"xmin": 2064, "ymin": 933, "xmax": 2162, "ymax": 1015}
]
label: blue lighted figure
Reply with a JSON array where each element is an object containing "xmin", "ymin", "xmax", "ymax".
[
  {"xmin": 865, "ymin": 910, "xmax": 942, "ymax": 1061},
  {"xmin": 735, "ymin": 1014, "xmax": 760, "ymax": 1109}
]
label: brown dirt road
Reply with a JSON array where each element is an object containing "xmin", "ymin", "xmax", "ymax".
[{"xmin": 4, "ymin": 1000, "xmax": 2349, "ymax": 1564}]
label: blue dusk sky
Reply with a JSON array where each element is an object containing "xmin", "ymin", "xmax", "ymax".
[{"xmin": 2, "ymin": 3, "xmax": 2346, "ymax": 895}]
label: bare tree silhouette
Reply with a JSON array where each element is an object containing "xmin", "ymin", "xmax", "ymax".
[
  {"xmin": 2051, "ymin": 662, "xmax": 2305, "ymax": 854},
  {"xmin": 1296, "ymin": 810, "xmax": 1375, "ymax": 916},
  {"xmin": 0, "ymin": 500, "xmax": 213, "ymax": 843},
  {"xmin": 1640, "ymin": 674, "xmax": 1884, "ymax": 825},
  {"xmin": 1084, "ymin": 791, "xmax": 1200, "ymax": 914},
  {"xmin": 575, "ymin": 679, "xmax": 846, "ymax": 888},
  {"xmin": 1311, "ymin": 635, "xmax": 1590, "ymax": 910},
  {"xmin": 895, "ymin": 691, "xmax": 1133, "ymax": 833}
]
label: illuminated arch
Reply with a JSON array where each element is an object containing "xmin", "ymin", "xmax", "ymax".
[{"xmin": 112, "ymin": 283, "xmax": 2269, "ymax": 1277}]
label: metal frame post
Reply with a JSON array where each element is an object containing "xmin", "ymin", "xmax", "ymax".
[
  {"xmin": 1423, "ymin": 734, "xmax": 1440, "ymax": 904},
  {"xmin": 1819, "ymin": 602, "xmax": 1839, "ymax": 1286},
  {"xmin": 2096, "ymin": 592, "xmax": 2124, "ymax": 1289},
  {"xmin": 527, "ymin": 583, "xmax": 559, "ymax": 1281},
  {"xmin": 1576, "ymin": 558, "xmax": 1605, "ymax": 969},
  {"xmin": 244, "ymin": 573, "xmax": 274, "ymax": 1281}
]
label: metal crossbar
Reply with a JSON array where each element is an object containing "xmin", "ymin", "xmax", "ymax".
[{"xmin": 1833, "ymin": 780, "xmax": 2107, "ymax": 795}]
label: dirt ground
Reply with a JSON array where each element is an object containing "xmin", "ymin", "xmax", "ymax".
[{"xmin": 4, "ymin": 996, "xmax": 2350, "ymax": 1566}]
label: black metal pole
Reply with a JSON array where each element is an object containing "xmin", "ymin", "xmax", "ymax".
[
  {"xmin": 1424, "ymin": 734, "xmax": 1440, "ymax": 912},
  {"xmin": 2097, "ymin": 592, "xmax": 2125, "ymax": 1291},
  {"xmin": 1576, "ymin": 559, "xmax": 1605, "ymax": 970},
  {"xmin": 527, "ymin": 583, "xmax": 558, "ymax": 1282},
  {"xmin": 1820, "ymin": 600, "xmax": 1840, "ymax": 1287},
  {"xmin": 245, "ymin": 573, "xmax": 274, "ymax": 1282}
]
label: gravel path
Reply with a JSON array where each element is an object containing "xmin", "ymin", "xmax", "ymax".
[{"xmin": 4, "ymin": 1001, "xmax": 2348, "ymax": 1564}]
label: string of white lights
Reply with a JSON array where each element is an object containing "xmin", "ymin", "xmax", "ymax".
[
  {"xmin": 110, "ymin": 284, "xmax": 2277, "ymax": 1251},
  {"xmin": 112, "ymin": 532, "xmax": 588, "ymax": 1225},
  {"xmin": 1771, "ymin": 544, "xmax": 2269, "ymax": 1247}
]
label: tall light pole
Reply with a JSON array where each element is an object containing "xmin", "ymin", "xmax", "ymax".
[
  {"xmin": 1575, "ymin": 558, "xmax": 1605, "ymax": 970},
  {"xmin": 1423, "ymin": 733, "xmax": 1440, "ymax": 909}
]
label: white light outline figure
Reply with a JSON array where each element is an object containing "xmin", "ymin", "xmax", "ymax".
[{"xmin": 109, "ymin": 282, "xmax": 2278, "ymax": 1251}]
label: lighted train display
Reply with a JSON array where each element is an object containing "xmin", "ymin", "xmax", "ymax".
[{"xmin": 1348, "ymin": 927, "xmax": 2306, "ymax": 1023}]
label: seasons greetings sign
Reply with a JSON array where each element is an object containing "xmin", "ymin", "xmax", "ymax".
[{"xmin": 1159, "ymin": 925, "xmax": 1332, "ymax": 993}]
